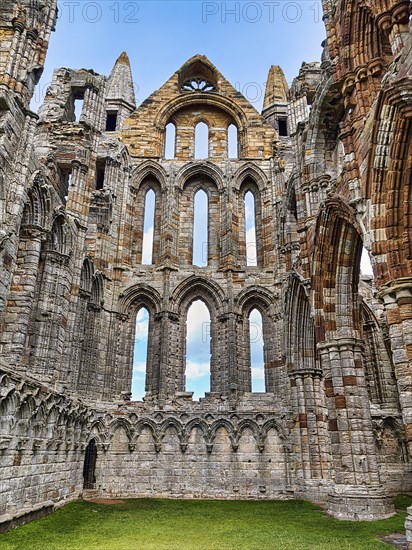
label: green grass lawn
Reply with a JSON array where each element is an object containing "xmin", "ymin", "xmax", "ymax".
[{"xmin": 1, "ymin": 496, "xmax": 411, "ymax": 550}]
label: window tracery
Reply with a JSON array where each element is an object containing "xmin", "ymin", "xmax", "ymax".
[{"xmin": 181, "ymin": 78, "xmax": 215, "ymax": 93}]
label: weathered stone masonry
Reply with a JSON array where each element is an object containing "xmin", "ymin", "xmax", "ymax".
[{"xmin": 0, "ymin": 0, "xmax": 412, "ymax": 532}]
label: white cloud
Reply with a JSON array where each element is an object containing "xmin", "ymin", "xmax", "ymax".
[
  {"xmin": 251, "ymin": 366, "xmax": 264, "ymax": 380},
  {"xmin": 361, "ymin": 247, "xmax": 373, "ymax": 276},
  {"xmin": 133, "ymin": 361, "xmax": 146, "ymax": 374},
  {"xmin": 246, "ymin": 227, "xmax": 257, "ymax": 266},
  {"xmin": 245, "ymin": 201, "xmax": 253, "ymax": 223},
  {"xmin": 186, "ymin": 300, "xmax": 210, "ymax": 340},
  {"xmin": 135, "ymin": 311, "xmax": 149, "ymax": 343},
  {"xmin": 142, "ymin": 225, "xmax": 154, "ymax": 264},
  {"xmin": 186, "ymin": 361, "xmax": 210, "ymax": 380},
  {"xmin": 136, "ymin": 308, "xmax": 147, "ymax": 322}
]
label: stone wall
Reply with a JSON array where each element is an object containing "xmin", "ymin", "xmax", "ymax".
[
  {"xmin": 0, "ymin": 365, "xmax": 91, "ymax": 522},
  {"xmin": 0, "ymin": 0, "xmax": 411, "ymax": 530}
]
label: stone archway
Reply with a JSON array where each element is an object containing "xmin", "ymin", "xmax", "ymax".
[{"xmin": 83, "ymin": 439, "xmax": 97, "ymax": 490}]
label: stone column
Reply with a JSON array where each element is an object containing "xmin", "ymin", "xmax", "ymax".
[
  {"xmin": 225, "ymin": 272, "xmax": 238, "ymax": 402},
  {"xmin": 72, "ymin": 291, "xmax": 91, "ymax": 390},
  {"xmin": 164, "ymin": 311, "xmax": 183, "ymax": 397},
  {"xmin": 81, "ymin": 85, "xmax": 98, "ymax": 127},
  {"xmin": 62, "ymin": 162, "xmax": 90, "ymax": 384},
  {"xmin": 103, "ymin": 311, "xmax": 124, "ymax": 400},
  {"xmin": 319, "ymin": 338, "xmax": 395, "ymax": 519},
  {"xmin": 0, "ymin": 226, "xmax": 45, "ymax": 369},
  {"xmin": 378, "ymin": 281, "xmax": 412, "ymax": 442},
  {"xmin": 235, "ymin": 313, "xmax": 250, "ymax": 394},
  {"xmin": 146, "ymin": 311, "xmax": 163, "ymax": 399},
  {"xmin": 66, "ymin": 161, "xmax": 89, "ymax": 222},
  {"xmin": 289, "ymin": 368, "xmax": 332, "ymax": 501},
  {"xmin": 213, "ymin": 312, "xmax": 229, "ymax": 396},
  {"xmin": 378, "ymin": 280, "xmax": 412, "ymax": 539},
  {"xmin": 29, "ymin": 250, "xmax": 72, "ymax": 381},
  {"xmin": 0, "ymin": 111, "xmax": 38, "ymax": 318}
]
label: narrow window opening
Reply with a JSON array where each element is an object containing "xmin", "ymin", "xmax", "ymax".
[
  {"xmin": 142, "ymin": 189, "xmax": 155, "ymax": 264},
  {"xmin": 95, "ymin": 161, "xmax": 106, "ymax": 190},
  {"xmin": 249, "ymin": 308, "xmax": 265, "ymax": 392},
  {"xmin": 278, "ymin": 118, "xmax": 288, "ymax": 137},
  {"xmin": 63, "ymin": 170, "xmax": 72, "ymax": 203},
  {"xmin": 132, "ymin": 307, "xmax": 149, "ymax": 401},
  {"xmin": 165, "ymin": 122, "xmax": 176, "ymax": 159},
  {"xmin": 361, "ymin": 246, "xmax": 374, "ymax": 279},
  {"xmin": 245, "ymin": 191, "xmax": 257, "ymax": 266},
  {"xmin": 193, "ymin": 189, "xmax": 208, "ymax": 266},
  {"xmin": 83, "ymin": 439, "xmax": 97, "ymax": 489},
  {"xmin": 185, "ymin": 300, "xmax": 211, "ymax": 400},
  {"xmin": 105, "ymin": 111, "xmax": 118, "ymax": 132},
  {"xmin": 195, "ymin": 122, "xmax": 208, "ymax": 159},
  {"xmin": 228, "ymin": 123, "xmax": 238, "ymax": 158},
  {"xmin": 73, "ymin": 90, "xmax": 85, "ymax": 122}
]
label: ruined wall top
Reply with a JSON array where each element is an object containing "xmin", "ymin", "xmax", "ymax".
[
  {"xmin": 121, "ymin": 54, "xmax": 278, "ymax": 160},
  {"xmin": 263, "ymin": 65, "xmax": 289, "ymax": 109}
]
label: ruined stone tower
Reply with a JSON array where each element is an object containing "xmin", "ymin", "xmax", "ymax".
[{"xmin": 1, "ymin": 0, "xmax": 412, "ymax": 533}]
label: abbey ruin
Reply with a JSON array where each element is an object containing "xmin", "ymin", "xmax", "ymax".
[{"xmin": 1, "ymin": 0, "xmax": 412, "ymax": 535}]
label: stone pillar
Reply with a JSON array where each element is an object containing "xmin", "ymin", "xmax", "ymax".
[
  {"xmin": 158, "ymin": 187, "xmax": 171, "ymax": 265},
  {"xmin": 225, "ymin": 272, "xmax": 238, "ymax": 402},
  {"xmin": 0, "ymin": 227, "xmax": 45, "ymax": 368},
  {"xmin": 236, "ymin": 313, "xmax": 251, "ymax": 394},
  {"xmin": 81, "ymin": 85, "xmax": 99, "ymax": 127},
  {"xmin": 164, "ymin": 311, "xmax": 183, "ymax": 397},
  {"xmin": 29, "ymin": 250, "xmax": 72, "ymax": 381},
  {"xmin": 146, "ymin": 310, "xmax": 164, "ymax": 399},
  {"xmin": 70, "ymin": 290, "xmax": 91, "ymax": 388},
  {"xmin": 289, "ymin": 368, "xmax": 332, "ymax": 500},
  {"xmin": 379, "ymin": 281, "xmax": 412, "ymax": 444},
  {"xmin": 213, "ymin": 312, "xmax": 229, "ymax": 395},
  {"xmin": 0, "ymin": 111, "xmax": 38, "ymax": 319},
  {"xmin": 263, "ymin": 314, "xmax": 284, "ymax": 395},
  {"xmin": 318, "ymin": 338, "xmax": 395, "ymax": 519},
  {"xmin": 62, "ymin": 162, "xmax": 90, "ymax": 384},
  {"xmin": 380, "ymin": 280, "xmax": 412, "ymax": 541},
  {"xmin": 66, "ymin": 161, "xmax": 89, "ymax": 223},
  {"xmin": 102, "ymin": 311, "xmax": 124, "ymax": 400}
]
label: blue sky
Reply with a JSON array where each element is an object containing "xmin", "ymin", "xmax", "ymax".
[
  {"xmin": 32, "ymin": 1, "xmax": 326, "ymax": 112},
  {"xmin": 37, "ymin": 1, "xmax": 328, "ymax": 400}
]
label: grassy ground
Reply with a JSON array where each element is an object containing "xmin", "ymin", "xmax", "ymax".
[{"xmin": 1, "ymin": 495, "xmax": 411, "ymax": 550}]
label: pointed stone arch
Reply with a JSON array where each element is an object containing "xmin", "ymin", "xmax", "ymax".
[
  {"xmin": 91, "ymin": 272, "xmax": 104, "ymax": 307},
  {"xmin": 45, "ymin": 211, "xmax": 73, "ymax": 256},
  {"xmin": 119, "ymin": 283, "xmax": 162, "ymax": 316},
  {"xmin": 233, "ymin": 163, "xmax": 267, "ymax": 192},
  {"xmin": 368, "ymin": 83, "xmax": 412, "ymax": 285},
  {"xmin": 76, "ymin": 269, "xmax": 105, "ymax": 396},
  {"xmin": 131, "ymin": 161, "xmax": 168, "ymax": 190},
  {"xmin": 178, "ymin": 172, "xmax": 221, "ymax": 268},
  {"xmin": 80, "ymin": 257, "xmax": 94, "ymax": 295},
  {"xmin": 131, "ymin": 173, "xmax": 163, "ymax": 266},
  {"xmin": 115, "ymin": 284, "xmax": 162, "ymax": 400},
  {"xmin": 176, "ymin": 162, "xmax": 225, "ymax": 192},
  {"xmin": 284, "ymin": 274, "xmax": 317, "ymax": 374},
  {"xmin": 169, "ymin": 276, "xmax": 226, "ymax": 396},
  {"xmin": 171, "ymin": 276, "xmax": 225, "ymax": 313},
  {"xmin": 235, "ymin": 286, "xmax": 278, "ymax": 394},
  {"xmin": 312, "ymin": 198, "xmax": 364, "ymax": 341},
  {"xmin": 22, "ymin": 171, "xmax": 51, "ymax": 229}
]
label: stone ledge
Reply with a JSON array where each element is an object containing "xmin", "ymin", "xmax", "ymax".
[
  {"xmin": 0, "ymin": 501, "xmax": 54, "ymax": 534},
  {"xmin": 327, "ymin": 485, "xmax": 395, "ymax": 521}
]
